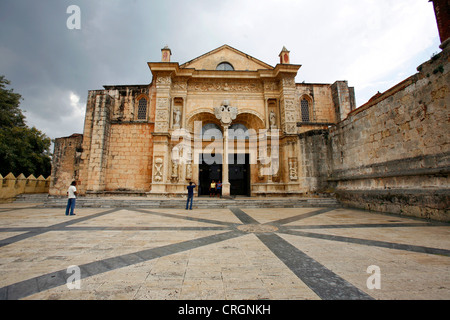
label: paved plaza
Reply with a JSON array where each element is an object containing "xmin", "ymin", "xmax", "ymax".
[{"xmin": 0, "ymin": 201, "xmax": 449, "ymax": 300}]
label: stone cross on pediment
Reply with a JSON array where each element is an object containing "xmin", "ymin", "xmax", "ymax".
[{"xmin": 214, "ymin": 100, "xmax": 238, "ymax": 127}]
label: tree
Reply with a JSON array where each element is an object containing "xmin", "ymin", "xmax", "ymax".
[{"xmin": 0, "ymin": 75, "xmax": 52, "ymax": 177}]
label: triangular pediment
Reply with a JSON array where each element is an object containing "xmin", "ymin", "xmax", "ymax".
[{"xmin": 180, "ymin": 45, "xmax": 273, "ymax": 71}]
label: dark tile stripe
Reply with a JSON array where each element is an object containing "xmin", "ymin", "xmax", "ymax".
[
  {"xmin": 0, "ymin": 230, "xmax": 242, "ymax": 300},
  {"xmin": 134, "ymin": 208, "xmax": 237, "ymax": 227},
  {"xmin": 281, "ymin": 229, "xmax": 450, "ymax": 257},
  {"xmin": 229, "ymin": 207, "xmax": 260, "ymax": 224},
  {"xmin": 257, "ymin": 233, "xmax": 374, "ymax": 300},
  {"xmin": 285, "ymin": 222, "xmax": 433, "ymax": 230},
  {"xmin": 271, "ymin": 208, "xmax": 334, "ymax": 226},
  {"xmin": 0, "ymin": 208, "xmax": 120, "ymax": 248}
]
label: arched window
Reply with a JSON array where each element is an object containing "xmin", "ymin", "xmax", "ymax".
[
  {"xmin": 229, "ymin": 123, "xmax": 249, "ymax": 140},
  {"xmin": 202, "ymin": 123, "xmax": 223, "ymax": 140},
  {"xmin": 137, "ymin": 98, "xmax": 148, "ymax": 120},
  {"xmin": 216, "ymin": 62, "xmax": 234, "ymax": 71},
  {"xmin": 300, "ymin": 99, "xmax": 310, "ymax": 122}
]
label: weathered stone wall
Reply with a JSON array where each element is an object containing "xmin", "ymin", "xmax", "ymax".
[
  {"xmin": 329, "ymin": 44, "xmax": 450, "ymax": 222},
  {"xmin": 104, "ymin": 123, "xmax": 154, "ymax": 192},
  {"xmin": 75, "ymin": 86, "xmax": 154, "ymax": 196},
  {"xmin": 331, "ymin": 81, "xmax": 356, "ymax": 122},
  {"xmin": 298, "ymin": 130, "xmax": 332, "ymax": 194},
  {"xmin": 49, "ymin": 134, "xmax": 83, "ymax": 196}
]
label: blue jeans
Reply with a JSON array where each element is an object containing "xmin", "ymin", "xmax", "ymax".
[
  {"xmin": 65, "ymin": 198, "xmax": 76, "ymax": 215},
  {"xmin": 186, "ymin": 195, "xmax": 193, "ymax": 210}
]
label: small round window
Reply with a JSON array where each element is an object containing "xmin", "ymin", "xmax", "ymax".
[{"xmin": 216, "ymin": 62, "xmax": 234, "ymax": 71}]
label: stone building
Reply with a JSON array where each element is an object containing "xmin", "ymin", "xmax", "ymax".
[
  {"xmin": 50, "ymin": 44, "xmax": 356, "ymax": 198},
  {"xmin": 51, "ymin": 1, "xmax": 449, "ymax": 221}
]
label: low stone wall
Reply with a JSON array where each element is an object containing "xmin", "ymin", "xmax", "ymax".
[{"xmin": 0, "ymin": 173, "xmax": 50, "ymax": 202}]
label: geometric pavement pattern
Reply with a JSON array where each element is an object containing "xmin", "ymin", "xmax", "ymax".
[{"xmin": 0, "ymin": 205, "xmax": 449, "ymax": 300}]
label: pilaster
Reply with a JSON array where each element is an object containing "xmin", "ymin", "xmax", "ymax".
[{"xmin": 86, "ymin": 94, "xmax": 112, "ymax": 192}]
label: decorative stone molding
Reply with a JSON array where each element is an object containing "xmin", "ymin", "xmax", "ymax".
[
  {"xmin": 156, "ymin": 76, "xmax": 172, "ymax": 85},
  {"xmin": 189, "ymin": 80, "xmax": 263, "ymax": 93}
]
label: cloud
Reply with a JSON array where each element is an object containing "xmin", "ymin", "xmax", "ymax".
[{"xmin": 0, "ymin": 0, "xmax": 441, "ymax": 143}]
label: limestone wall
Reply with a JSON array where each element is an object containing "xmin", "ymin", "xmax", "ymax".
[
  {"xmin": 297, "ymin": 130, "xmax": 332, "ymax": 194},
  {"xmin": 0, "ymin": 173, "xmax": 50, "ymax": 202},
  {"xmin": 329, "ymin": 44, "xmax": 450, "ymax": 221},
  {"xmin": 104, "ymin": 123, "xmax": 154, "ymax": 192},
  {"xmin": 49, "ymin": 134, "xmax": 83, "ymax": 196}
]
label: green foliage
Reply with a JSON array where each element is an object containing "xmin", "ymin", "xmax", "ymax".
[{"xmin": 0, "ymin": 75, "xmax": 52, "ymax": 177}]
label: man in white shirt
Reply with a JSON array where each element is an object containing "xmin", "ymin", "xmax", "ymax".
[{"xmin": 65, "ymin": 181, "xmax": 78, "ymax": 216}]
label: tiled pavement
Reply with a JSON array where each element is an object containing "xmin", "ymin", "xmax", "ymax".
[{"xmin": 0, "ymin": 202, "xmax": 449, "ymax": 300}]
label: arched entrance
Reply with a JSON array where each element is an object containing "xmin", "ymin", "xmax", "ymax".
[{"xmin": 187, "ymin": 110, "xmax": 265, "ymax": 197}]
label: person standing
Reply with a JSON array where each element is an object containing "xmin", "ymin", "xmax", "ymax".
[
  {"xmin": 186, "ymin": 181, "xmax": 197, "ymax": 210},
  {"xmin": 209, "ymin": 180, "xmax": 216, "ymax": 197},
  {"xmin": 65, "ymin": 181, "xmax": 77, "ymax": 216},
  {"xmin": 216, "ymin": 180, "xmax": 222, "ymax": 198}
]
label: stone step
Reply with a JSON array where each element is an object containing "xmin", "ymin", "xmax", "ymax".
[
  {"xmin": 39, "ymin": 196, "xmax": 340, "ymax": 209},
  {"xmin": 13, "ymin": 193, "xmax": 50, "ymax": 202}
]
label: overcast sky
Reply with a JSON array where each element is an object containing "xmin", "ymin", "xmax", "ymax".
[{"xmin": 0, "ymin": 0, "xmax": 441, "ymax": 142}]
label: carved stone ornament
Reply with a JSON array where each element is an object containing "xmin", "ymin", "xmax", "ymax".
[
  {"xmin": 214, "ymin": 100, "xmax": 238, "ymax": 126},
  {"xmin": 269, "ymin": 110, "xmax": 277, "ymax": 129},
  {"xmin": 186, "ymin": 162, "xmax": 192, "ymax": 180},
  {"xmin": 173, "ymin": 107, "xmax": 181, "ymax": 128},
  {"xmin": 189, "ymin": 80, "xmax": 262, "ymax": 93},
  {"xmin": 171, "ymin": 160, "xmax": 178, "ymax": 179},
  {"xmin": 154, "ymin": 157, "xmax": 163, "ymax": 182},
  {"xmin": 289, "ymin": 158, "xmax": 298, "ymax": 181},
  {"xmin": 156, "ymin": 76, "xmax": 171, "ymax": 85}
]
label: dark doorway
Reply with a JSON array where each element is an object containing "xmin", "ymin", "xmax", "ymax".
[
  {"xmin": 229, "ymin": 154, "xmax": 250, "ymax": 196},
  {"xmin": 198, "ymin": 154, "xmax": 222, "ymax": 196},
  {"xmin": 198, "ymin": 153, "xmax": 250, "ymax": 197}
]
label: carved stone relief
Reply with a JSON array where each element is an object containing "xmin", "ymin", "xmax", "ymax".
[
  {"xmin": 154, "ymin": 157, "xmax": 163, "ymax": 182},
  {"xmin": 281, "ymin": 77, "xmax": 296, "ymax": 88},
  {"xmin": 172, "ymin": 81, "xmax": 188, "ymax": 91},
  {"xmin": 282, "ymin": 98, "xmax": 298, "ymax": 134},
  {"xmin": 155, "ymin": 98, "xmax": 170, "ymax": 132},
  {"xmin": 173, "ymin": 107, "xmax": 182, "ymax": 128},
  {"xmin": 189, "ymin": 80, "xmax": 263, "ymax": 93},
  {"xmin": 156, "ymin": 76, "xmax": 172, "ymax": 86},
  {"xmin": 289, "ymin": 158, "xmax": 298, "ymax": 181},
  {"xmin": 264, "ymin": 81, "xmax": 279, "ymax": 92},
  {"xmin": 186, "ymin": 163, "xmax": 192, "ymax": 180},
  {"xmin": 171, "ymin": 160, "xmax": 178, "ymax": 179},
  {"xmin": 214, "ymin": 100, "xmax": 238, "ymax": 126},
  {"xmin": 269, "ymin": 110, "xmax": 277, "ymax": 129}
]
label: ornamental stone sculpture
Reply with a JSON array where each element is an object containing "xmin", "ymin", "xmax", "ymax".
[{"xmin": 214, "ymin": 100, "xmax": 238, "ymax": 126}]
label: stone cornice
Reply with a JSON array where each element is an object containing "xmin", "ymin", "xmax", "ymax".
[{"xmin": 148, "ymin": 62, "xmax": 302, "ymax": 81}]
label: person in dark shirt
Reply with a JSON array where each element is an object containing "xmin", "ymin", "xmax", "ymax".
[{"xmin": 186, "ymin": 181, "xmax": 197, "ymax": 210}]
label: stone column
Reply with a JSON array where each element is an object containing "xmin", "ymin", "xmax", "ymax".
[
  {"xmin": 214, "ymin": 101, "xmax": 237, "ymax": 198},
  {"xmin": 222, "ymin": 125, "xmax": 231, "ymax": 197}
]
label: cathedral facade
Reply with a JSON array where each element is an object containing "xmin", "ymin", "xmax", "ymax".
[
  {"xmin": 50, "ymin": 2, "xmax": 450, "ymax": 222},
  {"xmin": 50, "ymin": 45, "xmax": 355, "ymax": 198}
]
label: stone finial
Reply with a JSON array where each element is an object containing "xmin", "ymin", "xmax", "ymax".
[
  {"xmin": 161, "ymin": 45, "xmax": 172, "ymax": 62},
  {"xmin": 279, "ymin": 46, "xmax": 290, "ymax": 64}
]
